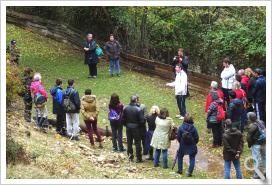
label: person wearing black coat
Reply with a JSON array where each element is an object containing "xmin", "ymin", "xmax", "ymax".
[
  {"xmin": 227, "ymin": 91, "xmax": 243, "ymax": 130},
  {"xmin": 252, "ymin": 68, "xmax": 266, "ymax": 123},
  {"xmin": 18, "ymin": 67, "xmax": 33, "ymax": 122},
  {"xmin": 64, "ymin": 79, "xmax": 81, "ymax": 140},
  {"xmin": 50, "ymin": 79, "xmax": 66, "ymax": 135},
  {"xmin": 122, "ymin": 96, "xmax": 145, "ymax": 163},
  {"xmin": 84, "ymin": 33, "xmax": 98, "ymax": 78},
  {"xmin": 222, "ymin": 119, "xmax": 243, "ymax": 179}
]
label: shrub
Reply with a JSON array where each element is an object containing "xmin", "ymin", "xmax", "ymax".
[
  {"xmin": 6, "ymin": 59, "xmax": 23, "ymax": 107},
  {"xmin": 6, "ymin": 137, "xmax": 30, "ymax": 165}
]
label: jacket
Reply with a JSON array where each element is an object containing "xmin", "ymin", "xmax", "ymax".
[
  {"xmin": 177, "ymin": 122, "xmax": 199, "ymax": 155},
  {"xmin": 167, "ymin": 71, "xmax": 187, "ymax": 95},
  {"xmin": 151, "ymin": 117, "xmax": 174, "ymax": 149},
  {"xmin": 247, "ymin": 77, "xmax": 256, "ymax": 102},
  {"xmin": 172, "ymin": 55, "xmax": 189, "ymax": 73},
  {"xmin": 227, "ymin": 98, "xmax": 243, "ymax": 124},
  {"xmin": 146, "ymin": 114, "xmax": 157, "ymax": 131},
  {"xmin": 50, "ymin": 86, "xmax": 64, "ymax": 115},
  {"xmin": 64, "ymin": 86, "xmax": 80, "ymax": 113},
  {"xmin": 235, "ymin": 88, "xmax": 246, "ymax": 100},
  {"xmin": 19, "ymin": 74, "xmax": 33, "ymax": 102},
  {"xmin": 241, "ymin": 75, "xmax": 249, "ymax": 91},
  {"xmin": 223, "ymin": 128, "xmax": 243, "ymax": 161},
  {"xmin": 220, "ymin": 64, "xmax": 236, "ymax": 89},
  {"xmin": 247, "ymin": 120, "xmax": 266, "ymax": 148},
  {"xmin": 30, "ymin": 81, "xmax": 48, "ymax": 100},
  {"xmin": 252, "ymin": 75, "xmax": 266, "ymax": 103},
  {"xmin": 84, "ymin": 40, "xmax": 97, "ymax": 64},
  {"xmin": 205, "ymin": 89, "xmax": 225, "ymax": 112},
  {"xmin": 81, "ymin": 95, "xmax": 99, "ymax": 120},
  {"xmin": 104, "ymin": 40, "xmax": 122, "ymax": 60},
  {"xmin": 122, "ymin": 103, "xmax": 144, "ymax": 128}
]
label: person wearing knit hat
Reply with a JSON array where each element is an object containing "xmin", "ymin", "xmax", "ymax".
[{"xmin": 246, "ymin": 112, "xmax": 266, "ymax": 179}]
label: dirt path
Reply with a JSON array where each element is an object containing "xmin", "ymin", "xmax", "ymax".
[{"xmin": 169, "ymin": 140, "xmax": 224, "ymax": 177}]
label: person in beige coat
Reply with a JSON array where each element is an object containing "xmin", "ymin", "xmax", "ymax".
[
  {"xmin": 151, "ymin": 108, "xmax": 175, "ymax": 169},
  {"xmin": 81, "ymin": 89, "xmax": 103, "ymax": 148}
]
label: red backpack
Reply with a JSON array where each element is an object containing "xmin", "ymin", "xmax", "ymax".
[{"xmin": 216, "ymin": 103, "xmax": 225, "ymax": 122}]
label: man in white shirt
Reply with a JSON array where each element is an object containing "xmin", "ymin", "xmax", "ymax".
[
  {"xmin": 220, "ymin": 57, "xmax": 235, "ymax": 106},
  {"xmin": 166, "ymin": 64, "xmax": 188, "ymax": 119}
]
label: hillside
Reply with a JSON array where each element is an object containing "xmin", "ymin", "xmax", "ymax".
[{"xmin": 6, "ymin": 24, "xmax": 252, "ymax": 179}]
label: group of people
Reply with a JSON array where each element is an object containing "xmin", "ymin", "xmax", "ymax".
[
  {"xmin": 204, "ymin": 57, "xmax": 266, "ymax": 179},
  {"xmin": 19, "ymin": 66, "xmax": 199, "ymax": 177},
  {"xmin": 84, "ymin": 33, "xmax": 122, "ymax": 78},
  {"xmin": 16, "ymin": 34, "xmax": 266, "ymax": 179}
]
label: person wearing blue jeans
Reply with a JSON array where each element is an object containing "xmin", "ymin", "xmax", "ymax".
[
  {"xmin": 104, "ymin": 34, "xmax": 122, "ymax": 77},
  {"xmin": 150, "ymin": 108, "xmax": 174, "ymax": 169},
  {"xmin": 110, "ymin": 59, "xmax": 120, "ymax": 77},
  {"xmin": 246, "ymin": 112, "xmax": 266, "ymax": 179},
  {"xmin": 154, "ymin": 149, "xmax": 168, "ymax": 168},
  {"xmin": 224, "ymin": 159, "xmax": 242, "ymax": 179},
  {"xmin": 176, "ymin": 113, "xmax": 199, "ymax": 177},
  {"xmin": 222, "ymin": 119, "xmax": 244, "ymax": 179},
  {"xmin": 177, "ymin": 153, "xmax": 196, "ymax": 176}
]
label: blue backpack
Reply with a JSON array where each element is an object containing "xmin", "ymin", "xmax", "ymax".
[{"xmin": 108, "ymin": 109, "xmax": 120, "ymax": 121}]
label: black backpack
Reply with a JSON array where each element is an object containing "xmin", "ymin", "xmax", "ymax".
[
  {"xmin": 182, "ymin": 127, "xmax": 194, "ymax": 145},
  {"xmin": 63, "ymin": 90, "xmax": 76, "ymax": 113}
]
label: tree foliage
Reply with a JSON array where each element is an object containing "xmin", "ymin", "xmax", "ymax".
[{"xmin": 9, "ymin": 6, "xmax": 266, "ymax": 75}]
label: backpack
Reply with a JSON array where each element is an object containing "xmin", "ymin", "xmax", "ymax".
[
  {"xmin": 34, "ymin": 85, "xmax": 46, "ymax": 106},
  {"xmin": 63, "ymin": 90, "xmax": 76, "ymax": 113},
  {"xmin": 181, "ymin": 127, "xmax": 194, "ymax": 145},
  {"xmin": 95, "ymin": 46, "xmax": 103, "ymax": 57},
  {"xmin": 169, "ymin": 126, "xmax": 177, "ymax": 141},
  {"xmin": 108, "ymin": 109, "xmax": 120, "ymax": 121},
  {"xmin": 254, "ymin": 121, "xmax": 266, "ymax": 144},
  {"xmin": 216, "ymin": 103, "xmax": 225, "ymax": 122}
]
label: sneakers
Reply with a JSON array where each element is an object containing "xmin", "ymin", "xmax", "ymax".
[
  {"xmin": 118, "ymin": 148, "xmax": 126, "ymax": 152},
  {"xmin": 179, "ymin": 116, "xmax": 184, "ymax": 120},
  {"xmin": 72, "ymin": 136, "xmax": 80, "ymax": 141},
  {"xmin": 117, "ymin": 74, "xmax": 120, "ymax": 77},
  {"xmin": 110, "ymin": 74, "xmax": 114, "ymax": 77},
  {"xmin": 112, "ymin": 147, "xmax": 118, "ymax": 152},
  {"xmin": 176, "ymin": 171, "xmax": 183, "ymax": 175},
  {"xmin": 136, "ymin": 159, "xmax": 143, "ymax": 163},
  {"xmin": 88, "ymin": 75, "xmax": 92, "ymax": 78},
  {"xmin": 175, "ymin": 115, "xmax": 184, "ymax": 120}
]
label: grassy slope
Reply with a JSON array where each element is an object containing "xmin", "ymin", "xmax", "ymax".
[{"xmin": 6, "ymin": 24, "xmax": 251, "ymax": 179}]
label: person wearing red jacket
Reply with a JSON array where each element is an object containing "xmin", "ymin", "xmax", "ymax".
[
  {"xmin": 238, "ymin": 69, "xmax": 250, "ymax": 91},
  {"xmin": 31, "ymin": 73, "xmax": 48, "ymax": 128},
  {"xmin": 205, "ymin": 81, "xmax": 225, "ymax": 113}
]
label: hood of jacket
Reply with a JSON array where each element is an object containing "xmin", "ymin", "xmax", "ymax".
[
  {"xmin": 50, "ymin": 85, "xmax": 61, "ymax": 96},
  {"xmin": 82, "ymin": 95, "xmax": 96, "ymax": 103}
]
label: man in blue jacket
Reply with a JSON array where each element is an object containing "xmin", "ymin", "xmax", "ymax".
[
  {"xmin": 50, "ymin": 79, "xmax": 65, "ymax": 136},
  {"xmin": 227, "ymin": 91, "xmax": 243, "ymax": 130},
  {"xmin": 252, "ymin": 68, "xmax": 266, "ymax": 123}
]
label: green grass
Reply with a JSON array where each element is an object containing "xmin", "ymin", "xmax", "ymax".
[{"xmin": 6, "ymin": 24, "xmax": 253, "ymax": 179}]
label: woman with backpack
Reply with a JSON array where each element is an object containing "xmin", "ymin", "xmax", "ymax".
[
  {"xmin": 30, "ymin": 73, "xmax": 48, "ymax": 128},
  {"xmin": 176, "ymin": 113, "xmax": 199, "ymax": 177},
  {"xmin": 207, "ymin": 92, "xmax": 225, "ymax": 147},
  {"xmin": 144, "ymin": 105, "xmax": 160, "ymax": 160},
  {"xmin": 150, "ymin": 108, "xmax": 175, "ymax": 169},
  {"xmin": 81, "ymin": 89, "xmax": 103, "ymax": 148},
  {"xmin": 108, "ymin": 93, "xmax": 125, "ymax": 152}
]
